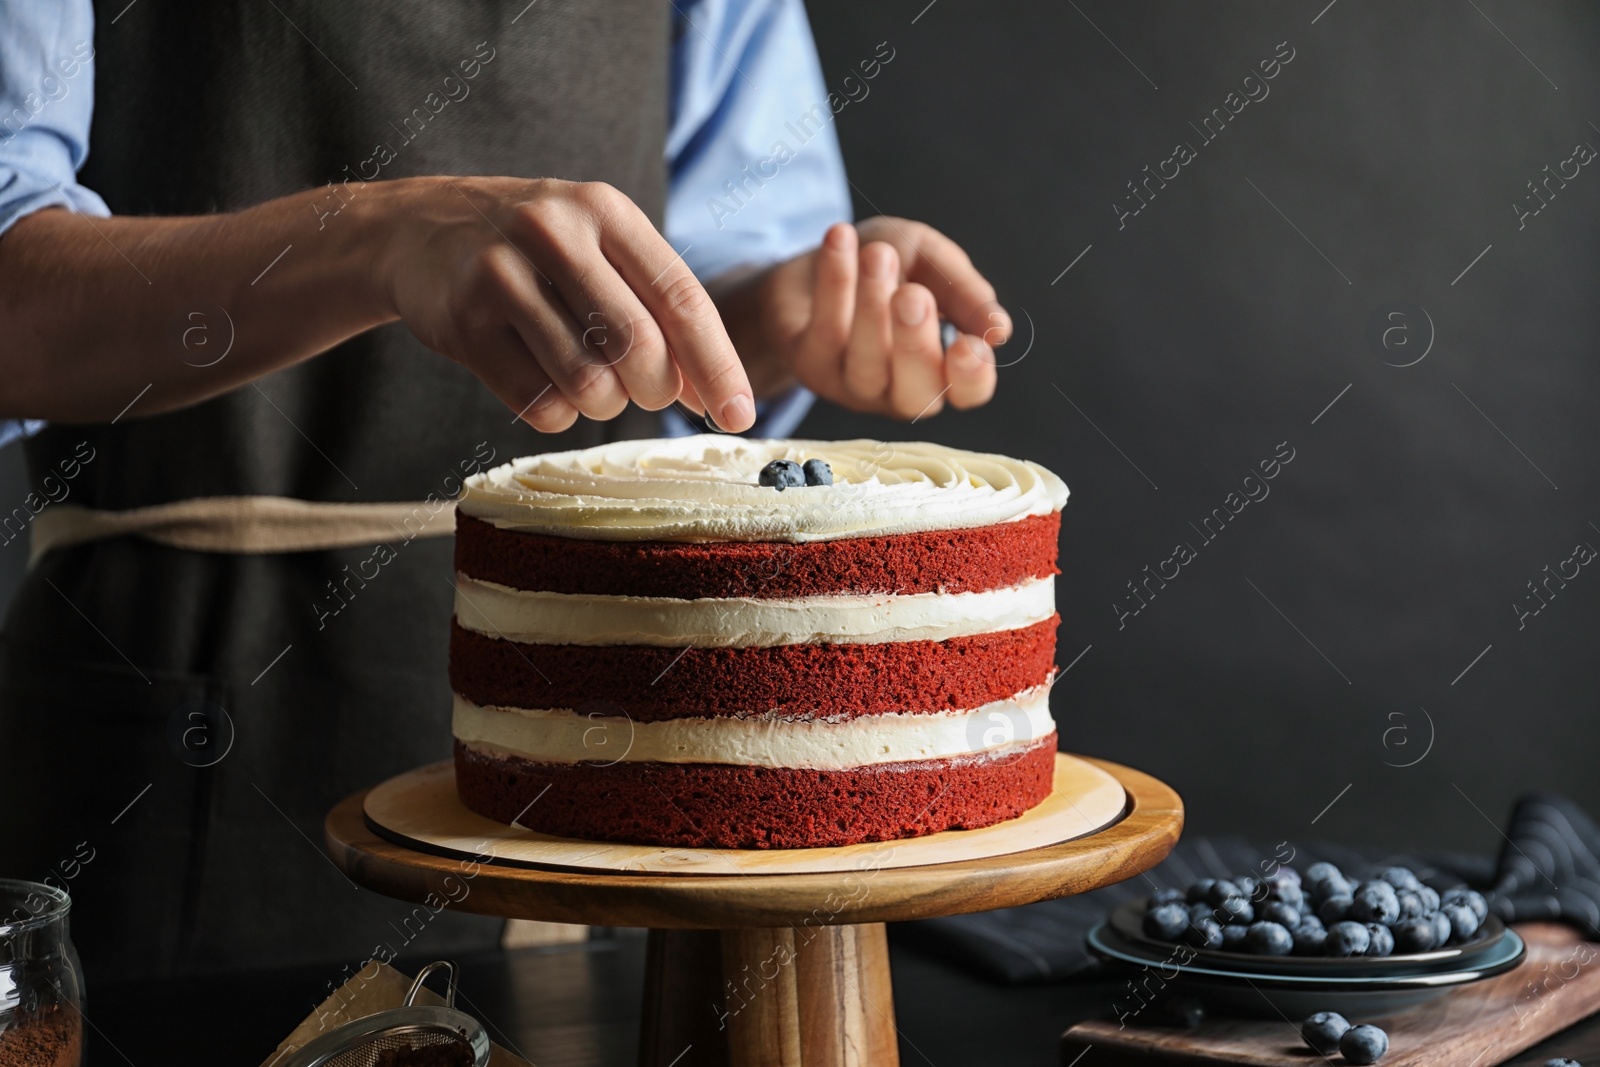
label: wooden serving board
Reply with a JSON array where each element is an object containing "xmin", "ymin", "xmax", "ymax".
[
  {"xmin": 1061, "ymin": 923, "xmax": 1600, "ymax": 1066},
  {"xmin": 363, "ymin": 753, "xmax": 1126, "ymax": 876}
]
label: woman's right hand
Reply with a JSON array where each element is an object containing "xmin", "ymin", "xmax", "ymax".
[{"xmin": 381, "ymin": 176, "xmax": 756, "ymax": 434}]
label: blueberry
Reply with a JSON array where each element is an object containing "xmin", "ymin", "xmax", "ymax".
[
  {"xmin": 1318, "ymin": 895, "xmax": 1354, "ymax": 923},
  {"xmin": 1428, "ymin": 910, "xmax": 1454, "ymax": 947},
  {"xmin": 1442, "ymin": 903, "xmax": 1480, "ymax": 941},
  {"xmin": 1379, "ymin": 866, "xmax": 1422, "ymax": 892},
  {"xmin": 1364, "ymin": 922, "xmax": 1395, "ymax": 957},
  {"xmin": 1543, "ymin": 1059, "xmax": 1583, "ymax": 1067},
  {"xmin": 1187, "ymin": 878, "xmax": 1218, "ymax": 904},
  {"xmin": 1416, "ymin": 885, "xmax": 1441, "ymax": 912},
  {"xmin": 801, "ymin": 458, "xmax": 833, "ymax": 486},
  {"xmin": 1188, "ymin": 902, "xmax": 1216, "ymax": 927},
  {"xmin": 1205, "ymin": 880, "xmax": 1243, "ymax": 907},
  {"xmin": 1358, "ymin": 878, "xmax": 1400, "ymax": 902},
  {"xmin": 1143, "ymin": 903, "xmax": 1189, "ymax": 941},
  {"xmin": 1184, "ymin": 917, "xmax": 1224, "ymax": 950},
  {"xmin": 1351, "ymin": 882, "xmax": 1401, "ymax": 926},
  {"xmin": 1220, "ymin": 922, "xmax": 1249, "ymax": 951},
  {"xmin": 1300, "ymin": 1011, "xmax": 1351, "ymax": 1055},
  {"xmin": 1393, "ymin": 917, "xmax": 1439, "ymax": 954},
  {"xmin": 1443, "ymin": 887, "xmax": 1489, "ymax": 923},
  {"xmin": 1148, "ymin": 887, "xmax": 1186, "ymax": 910},
  {"xmin": 1217, "ymin": 896, "xmax": 1254, "ymax": 925},
  {"xmin": 1234, "ymin": 875, "xmax": 1263, "ymax": 900},
  {"xmin": 1350, "ymin": 896, "xmax": 1399, "ymax": 926},
  {"xmin": 1244, "ymin": 921, "xmax": 1295, "ymax": 956},
  {"xmin": 1396, "ymin": 890, "xmax": 1426, "ymax": 921},
  {"xmin": 1274, "ymin": 866, "xmax": 1303, "ymax": 886},
  {"xmin": 1163, "ymin": 996, "xmax": 1205, "ymax": 1029},
  {"xmin": 1310, "ymin": 873, "xmax": 1354, "ymax": 902},
  {"xmin": 1260, "ymin": 901, "xmax": 1300, "ymax": 928},
  {"xmin": 1267, "ymin": 880, "xmax": 1305, "ymax": 910},
  {"xmin": 1292, "ymin": 921, "xmax": 1329, "ymax": 955},
  {"xmin": 1340, "ymin": 1023, "xmax": 1390, "ymax": 1064},
  {"xmin": 1326, "ymin": 921, "xmax": 1371, "ymax": 957},
  {"xmin": 1305, "ymin": 862, "xmax": 1344, "ymax": 886},
  {"xmin": 758, "ymin": 459, "xmax": 805, "ymax": 490}
]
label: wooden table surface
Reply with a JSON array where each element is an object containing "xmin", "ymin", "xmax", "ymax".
[{"xmin": 84, "ymin": 932, "xmax": 1600, "ymax": 1067}]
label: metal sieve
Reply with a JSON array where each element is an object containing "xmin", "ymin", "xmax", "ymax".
[{"xmin": 280, "ymin": 961, "xmax": 492, "ymax": 1067}]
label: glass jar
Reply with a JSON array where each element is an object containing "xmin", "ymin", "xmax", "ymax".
[{"xmin": 0, "ymin": 880, "xmax": 84, "ymax": 1067}]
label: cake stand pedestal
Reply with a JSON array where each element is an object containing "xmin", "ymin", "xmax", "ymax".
[{"xmin": 324, "ymin": 755, "xmax": 1182, "ymax": 1067}]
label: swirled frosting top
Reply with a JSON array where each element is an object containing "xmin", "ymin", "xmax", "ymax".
[{"xmin": 458, "ymin": 435, "xmax": 1068, "ymax": 543}]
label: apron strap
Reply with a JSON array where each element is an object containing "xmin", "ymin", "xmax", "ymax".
[{"xmin": 29, "ymin": 495, "xmax": 455, "ymax": 567}]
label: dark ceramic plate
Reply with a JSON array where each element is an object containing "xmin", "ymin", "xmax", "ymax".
[
  {"xmin": 1087, "ymin": 921, "xmax": 1526, "ymax": 1018},
  {"xmin": 1110, "ymin": 898, "xmax": 1506, "ymax": 977}
]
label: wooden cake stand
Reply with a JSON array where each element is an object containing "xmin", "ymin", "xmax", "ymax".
[{"xmin": 324, "ymin": 753, "xmax": 1183, "ymax": 1067}]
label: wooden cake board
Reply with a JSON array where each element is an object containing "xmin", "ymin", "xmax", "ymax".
[
  {"xmin": 1060, "ymin": 922, "xmax": 1600, "ymax": 1067},
  {"xmin": 325, "ymin": 754, "xmax": 1183, "ymax": 1067}
]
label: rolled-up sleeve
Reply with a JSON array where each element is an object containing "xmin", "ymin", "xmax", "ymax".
[
  {"xmin": 0, "ymin": 0, "xmax": 106, "ymax": 441},
  {"xmin": 0, "ymin": 0, "xmax": 109, "ymax": 239}
]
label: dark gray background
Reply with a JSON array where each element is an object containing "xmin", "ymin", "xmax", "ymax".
[
  {"xmin": 3, "ymin": 1, "xmax": 1596, "ymax": 862},
  {"xmin": 798, "ymin": 0, "xmax": 1600, "ymax": 856}
]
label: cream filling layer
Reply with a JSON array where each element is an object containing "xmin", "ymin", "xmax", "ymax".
[
  {"xmin": 451, "ymin": 687, "xmax": 1057, "ymax": 770},
  {"xmin": 453, "ymin": 574, "xmax": 1056, "ymax": 647},
  {"xmin": 459, "ymin": 435, "xmax": 1069, "ymax": 543}
]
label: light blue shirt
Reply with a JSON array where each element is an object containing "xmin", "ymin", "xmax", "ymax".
[{"xmin": 0, "ymin": 0, "xmax": 850, "ymax": 447}]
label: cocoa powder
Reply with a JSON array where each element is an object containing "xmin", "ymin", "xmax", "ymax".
[
  {"xmin": 0, "ymin": 1005, "xmax": 82, "ymax": 1067},
  {"xmin": 372, "ymin": 1038, "xmax": 472, "ymax": 1067}
]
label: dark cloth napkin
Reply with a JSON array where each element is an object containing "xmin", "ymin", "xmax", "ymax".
[{"xmin": 893, "ymin": 792, "xmax": 1600, "ymax": 984}]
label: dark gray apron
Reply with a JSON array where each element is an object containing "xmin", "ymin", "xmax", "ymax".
[{"xmin": 0, "ymin": 0, "xmax": 667, "ymax": 985}]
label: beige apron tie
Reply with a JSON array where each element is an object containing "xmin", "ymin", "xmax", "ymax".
[{"xmin": 28, "ymin": 495, "xmax": 456, "ymax": 567}]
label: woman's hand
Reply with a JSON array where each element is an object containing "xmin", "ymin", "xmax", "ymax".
[
  {"xmin": 384, "ymin": 176, "xmax": 757, "ymax": 433},
  {"xmin": 1, "ymin": 185, "xmax": 990, "ymax": 434},
  {"xmin": 730, "ymin": 217, "xmax": 1010, "ymax": 421}
]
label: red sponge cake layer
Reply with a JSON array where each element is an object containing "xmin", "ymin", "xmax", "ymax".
[
  {"xmin": 454, "ymin": 510, "xmax": 1060, "ymax": 598},
  {"xmin": 449, "ymin": 616, "xmax": 1058, "ymax": 722},
  {"xmin": 454, "ymin": 736, "xmax": 1057, "ymax": 849}
]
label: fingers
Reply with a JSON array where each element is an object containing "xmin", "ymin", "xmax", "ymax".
[
  {"xmin": 842, "ymin": 241, "xmax": 899, "ymax": 400},
  {"xmin": 676, "ymin": 378, "xmax": 706, "ymax": 417},
  {"xmin": 508, "ymin": 187, "xmax": 683, "ymax": 414},
  {"xmin": 472, "ymin": 324, "xmax": 580, "ymax": 433},
  {"xmin": 591, "ymin": 187, "xmax": 754, "ymax": 431},
  {"xmin": 792, "ymin": 223, "xmax": 857, "ymax": 380},
  {"xmin": 488, "ymin": 247, "xmax": 632, "ymax": 422},
  {"xmin": 886, "ymin": 283, "xmax": 946, "ymax": 419},
  {"xmin": 944, "ymin": 333, "xmax": 998, "ymax": 409},
  {"xmin": 550, "ymin": 247, "xmax": 683, "ymax": 412},
  {"xmin": 899, "ymin": 223, "xmax": 1011, "ymax": 349}
]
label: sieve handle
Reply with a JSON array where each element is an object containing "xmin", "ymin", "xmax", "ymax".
[{"xmin": 403, "ymin": 960, "xmax": 458, "ymax": 1009}]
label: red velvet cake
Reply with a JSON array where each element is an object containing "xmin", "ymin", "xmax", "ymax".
[{"xmin": 450, "ymin": 436, "xmax": 1069, "ymax": 849}]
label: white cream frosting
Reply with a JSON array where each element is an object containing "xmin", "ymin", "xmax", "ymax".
[
  {"xmin": 451, "ymin": 686, "xmax": 1057, "ymax": 770},
  {"xmin": 453, "ymin": 574, "xmax": 1055, "ymax": 647},
  {"xmin": 458, "ymin": 435, "xmax": 1068, "ymax": 543}
]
